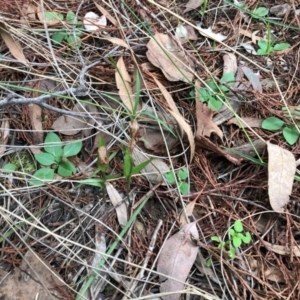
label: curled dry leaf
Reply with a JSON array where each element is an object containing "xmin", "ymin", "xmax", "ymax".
[
  {"xmin": 179, "ymin": 198, "xmax": 197, "ymax": 227},
  {"xmin": 52, "ymin": 102, "xmax": 98, "ymax": 136},
  {"xmin": 105, "ymin": 182, "xmax": 128, "ymax": 227},
  {"xmin": 183, "ymin": 0, "xmax": 204, "ymax": 13},
  {"xmin": 240, "ymin": 66, "xmax": 262, "ymax": 92},
  {"xmin": 267, "ymin": 142, "xmax": 296, "ymax": 212},
  {"xmin": 195, "ymin": 80, "xmax": 223, "ymax": 139},
  {"xmin": 157, "ymin": 222, "xmax": 199, "ymax": 300},
  {"xmin": 146, "ymin": 33, "xmax": 195, "ymax": 83},
  {"xmin": 115, "ymin": 57, "xmax": 141, "ymax": 112},
  {"xmin": 154, "ymin": 77, "xmax": 195, "ymax": 161},
  {"xmin": 264, "ymin": 240, "xmax": 300, "ymax": 256},
  {"xmin": 84, "ymin": 12, "xmax": 107, "ymax": 31},
  {"xmin": 132, "ymin": 147, "xmax": 170, "ymax": 184},
  {"xmin": 0, "ymin": 22, "xmax": 28, "ymax": 66},
  {"xmin": 101, "ymin": 36, "xmax": 129, "ymax": 48}
]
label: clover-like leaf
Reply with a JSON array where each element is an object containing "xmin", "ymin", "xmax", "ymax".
[
  {"xmin": 252, "ymin": 7, "xmax": 269, "ymax": 18},
  {"xmin": 232, "ymin": 236, "xmax": 242, "ymax": 248},
  {"xmin": 178, "ymin": 167, "xmax": 189, "ymax": 180},
  {"xmin": 241, "ymin": 232, "xmax": 252, "ymax": 244},
  {"xmin": 179, "ymin": 181, "xmax": 189, "ymax": 195},
  {"xmin": 273, "ymin": 43, "xmax": 290, "ymax": 51},
  {"xmin": 233, "ymin": 220, "xmax": 243, "ymax": 232},
  {"xmin": 208, "ymin": 96, "xmax": 223, "ymax": 111},
  {"xmin": 52, "ymin": 31, "xmax": 66, "ymax": 44}
]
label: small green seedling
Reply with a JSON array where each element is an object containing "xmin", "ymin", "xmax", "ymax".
[
  {"xmin": 262, "ymin": 108, "xmax": 300, "ymax": 145},
  {"xmin": 30, "ymin": 132, "xmax": 82, "ymax": 185},
  {"xmin": 164, "ymin": 166, "xmax": 189, "ymax": 195},
  {"xmin": 198, "ymin": 72, "xmax": 235, "ymax": 111},
  {"xmin": 257, "ymin": 40, "xmax": 290, "ymax": 56},
  {"xmin": 211, "ymin": 220, "xmax": 252, "ymax": 259},
  {"xmin": 251, "ymin": 6, "xmax": 269, "ymax": 19},
  {"xmin": 51, "ymin": 11, "xmax": 84, "ymax": 49}
]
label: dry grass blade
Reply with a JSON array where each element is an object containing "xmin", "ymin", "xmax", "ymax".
[{"xmin": 154, "ymin": 77, "xmax": 195, "ymax": 161}]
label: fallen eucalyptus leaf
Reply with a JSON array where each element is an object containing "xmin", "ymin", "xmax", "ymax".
[
  {"xmin": 267, "ymin": 142, "xmax": 296, "ymax": 212},
  {"xmin": 157, "ymin": 222, "xmax": 199, "ymax": 300}
]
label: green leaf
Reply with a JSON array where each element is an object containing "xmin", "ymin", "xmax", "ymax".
[
  {"xmin": 44, "ymin": 11, "xmax": 64, "ymax": 23},
  {"xmin": 258, "ymin": 40, "xmax": 269, "ymax": 51},
  {"xmin": 58, "ymin": 161, "xmax": 76, "ymax": 177},
  {"xmin": 66, "ymin": 10, "xmax": 77, "ymax": 24},
  {"xmin": 29, "ymin": 168, "xmax": 54, "ymax": 186},
  {"xmin": 2, "ymin": 163, "xmax": 17, "ymax": 171},
  {"xmin": 262, "ymin": 117, "xmax": 285, "ymax": 131},
  {"xmin": 52, "ymin": 31, "xmax": 66, "ymax": 44},
  {"xmin": 228, "ymin": 247, "xmax": 236, "ymax": 259},
  {"xmin": 241, "ymin": 232, "xmax": 252, "ymax": 244},
  {"xmin": 208, "ymin": 96, "xmax": 223, "ymax": 111},
  {"xmin": 232, "ymin": 236, "xmax": 242, "ymax": 248},
  {"xmin": 257, "ymin": 48, "xmax": 268, "ymax": 56},
  {"xmin": 211, "ymin": 236, "xmax": 221, "ymax": 243},
  {"xmin": 66, "ymin": 34, "xmax": 81, "ymax": 49},
  {"xmin": 206, "ymin": 79, "xmax": 218, "ymax": 92},
  {"xmin": 34, "ymin": 152, "xmax": 56, "ymax": 166},
  {"xmin": 44, "ymin": 133, "xmax": 63, "ymax": 161},
  {"xmin": 206, "ymin": 258, "xmax": 212, "ymax": 267},
  {"xmin": 123, "ymin": 149, "xmax": 132, "ymax": 178},
  {"xmin": 63, "ymin": 141, "xmax": 82, "ymax": 157},
  {"xmin": 234, "ymin": 220, "xmax": 243, "ymax": 232},
  {"xmin": 179, "ymin": 181, "xmax": 189, "ymax": 195},
  {"xmin": 199, "ymin": 88, "xmax": 210, "ymax": 102},
  {"xmin": 132, "ymin": 159, "xmax": 152, "ymax": 175},
  {"xmin": 221, "ymin": 72, "xmax": 235, "ymax": 87},
  {"xmin": 177, "ymin": 167, "xmax": 189, "ymax": 180},
  {"xmin": 229, "ymin": 228, "xmax": 236, "ymax": 237},
  {"xmin": 164, "ymin": 171, "xmax": 176, "ymax": 184},
  {"xmin": 78, "ymin": 178, "xmax": 104, "ymax": 188},
  {"xmin": 98, "ymin": 136, "xmax": 107, "ymax": 148},
  {"xmin": 282, "ymin": 127, "xmax": 300, "ymax": 145},
  {"xmin": 252, "ymin": 7, "xmax": 269, "ymax": 18},
  {"xmin": 273, "ymin": 43, "xmax": 290, "ymax": 51}
]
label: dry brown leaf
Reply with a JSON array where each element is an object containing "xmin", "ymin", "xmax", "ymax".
[
  {"xmin": 265, "ymin": 267, "xmax": 285, "ymax": 283},
  {"xmin": 154, "ymin": 77, "xmax": 195, "ymax": 161},
  {"xmin": 157, "ymin": 222, "xmax": 199, "ymax": 300},
  {"xmin": 224, "ymin": 139, "xmax": 266, "ymax": 160},
  {"xmin": 238, "ymin": 28, "xmax": 264, "ymax": 43},
  {"xmin": 264, "ymin": 240, "xmax": 300, "ymax": 256},
  {"xmin": 179, "ymin": 198, "xmax": 197, "ymax": 226},
  {"xmin": 0, "ymin": 22, "xmax": 28, "ymax": 65},
  {"xmin": 195, "ymin": 136, "xmax": 241, "ymax": 165},
  {"xmin": 93, "ymin": 0, "xmax": 118, "ymax": 26},
  {"xmin": 52, "ymin": 102, "xmax": 98, "ymax": 136},
  {"xmin": 0, "ymin": 249, "xmax": 70, "ymax": 299},
  {"xmin": 102, "ymin": 36, "xmax": 129, "ymax": 48},
  {"xmin": 227, "ymin": 117, "xmax": 263, "ymax": 128},
  {"xmin": 105, "ymin": 182, "xmax": 128, "ymax": 227},
  {"xmin": 183, "ymin": 0, "xmax": 204, "ymax": 13},
  {"xmin": 0, "ymin": 119, "xmax": 10, "ymax": 159},
  {"xmin": 195, "ymin": 80, "xmax": 223, "ymax": 139},
  {"xmin": 146, "ymin": 33, "xmax": 194, "ymax": 83},
  {"xmin": 132, "ymin": 147, "xmax": 169, "ymax": 184},
  {"xmin": 175, "ymin": 24, "xmax": 198, "ymax": 43},
  {"xmin": 223, "ymin": 53, "xmax": 237, "ymax": 75},
  {"xmin": 115, "ymin": 57, "xmax": 141, "ymax": 112},
  {"xmin": 267, "ymin": 142, "xmax": 296, "ymax": 212}
]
